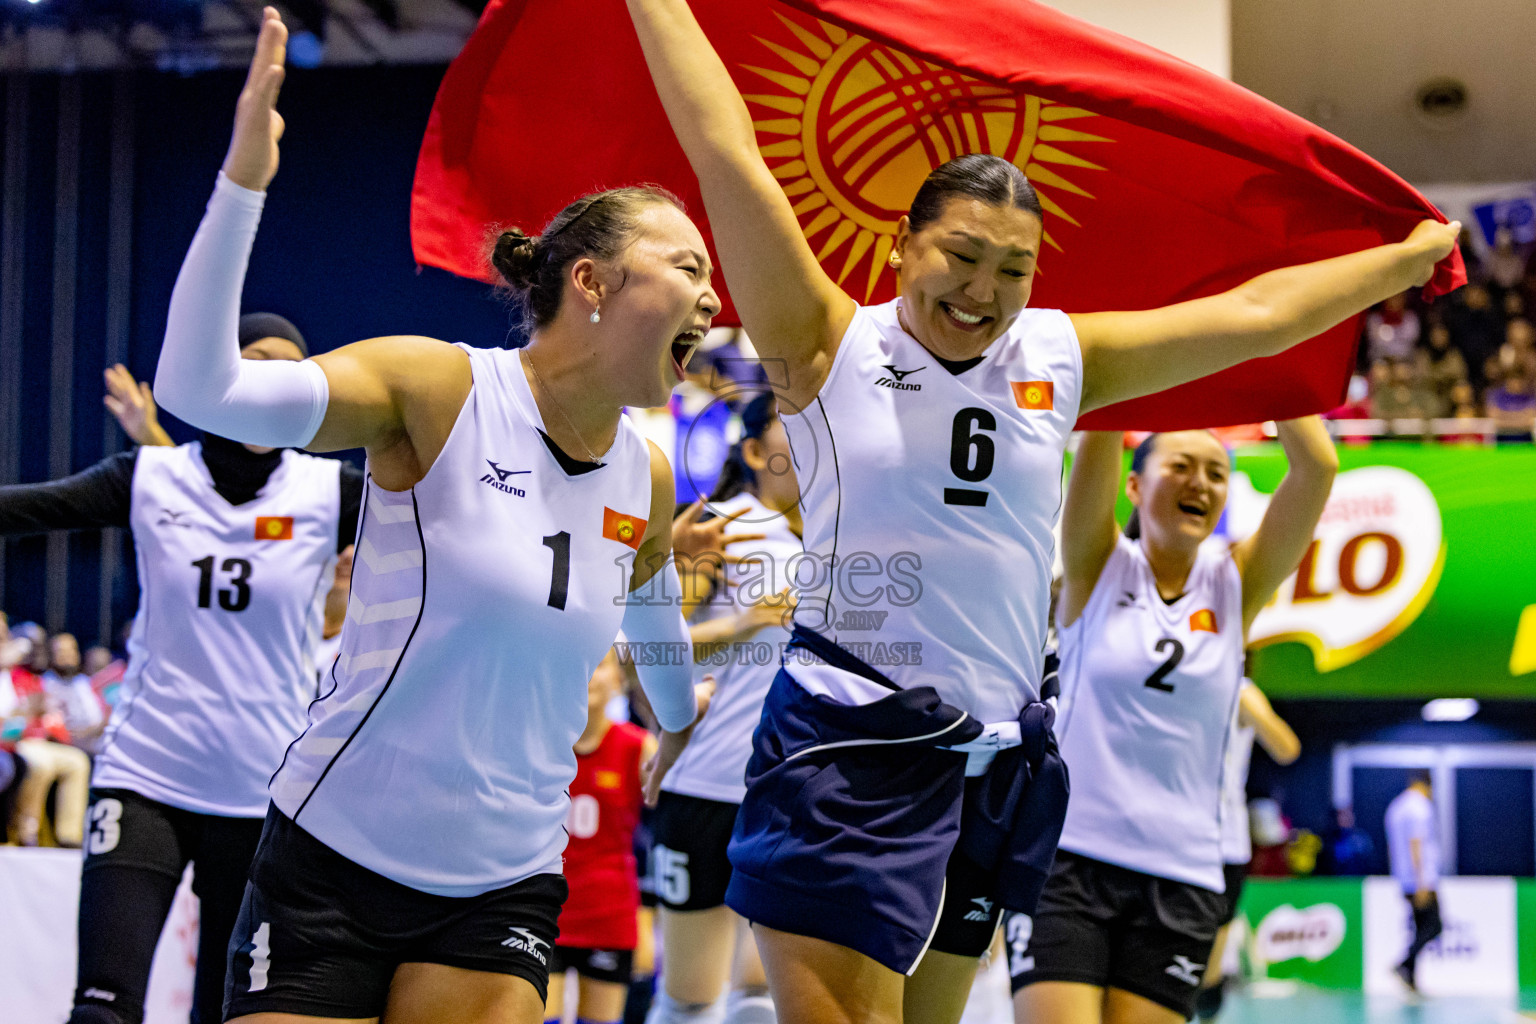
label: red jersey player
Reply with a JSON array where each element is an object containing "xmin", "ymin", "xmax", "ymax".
[{"xmin": 547, "ymin": 651, "xmax": 656, "ymax": 1024}]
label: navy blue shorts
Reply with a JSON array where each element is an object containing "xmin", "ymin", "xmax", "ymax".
[{"xmin": 725, "ymin": 667, "xmax": 1004, "ymax": 974}]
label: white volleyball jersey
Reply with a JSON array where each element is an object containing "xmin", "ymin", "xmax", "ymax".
[
  {"xmin": 781, "ymin": 299, "xmax": 1081, "ymax": 723},
  {"xmin": 94, "ymin": 443, "xmax": 341, "ymax": 816},
  {"xmin": 1055, "ymin": 534, "xmax": 1245, "ymax": 892},
  {"xmin": 1220, "ymin": 683, "xmax": 1258, "ymax": 865},
  {"xmin": 664, "ymin": 493, "xmax": 801, "ymax": 805},
  {"xmin": 270, "ymin": 344, "xmax": 653, "ymax": 897}
]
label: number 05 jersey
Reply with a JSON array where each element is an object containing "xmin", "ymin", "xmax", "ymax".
[
  {"xmin": 1055, "ymin": 535, "xmax": 1244, "ymax": 892},
  {"xmin": 781, "ymin": 298, "xmax": 1082, "ymax": 724},
  {"xmin": 94, "ymin": 443, "xmax": 342, "ymax": 817}
]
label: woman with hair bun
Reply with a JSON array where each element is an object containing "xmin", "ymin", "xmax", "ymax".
[
  {"xmin": 624, "ymin": 2, "xmax": 1457, "ymax": 1022},
  {"xmin": 153, "ymin": 12, "xmax": 715, "ymax": 1023}
]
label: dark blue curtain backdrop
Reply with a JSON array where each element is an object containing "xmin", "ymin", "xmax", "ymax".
[
  {"xmin": 1, "ymin": 66, "xmax": 520, "ymax": 642},
  {"xmin": 1253, "ymin": 700, "xmax": 1536, "ymax": 877}
]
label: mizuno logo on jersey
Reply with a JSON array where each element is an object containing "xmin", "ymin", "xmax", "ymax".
[
  {"xmin": 255, "ymin": 516, "xmax": 293, "ymax": 541},
  {"xmin": 963, "ymin": 897, "xmax": 995, "ymax": 922},
  {"xmin": 501, "ymin": 927, "xmax": 550, "ymax": 965},
  {"xmin": 1165, "ymin": 954, "xmax": 1205, "ymax": 986},
  {"xmin": 156, "ymin": 508, "xmax": 196, "ymax": 528},
  {"xmin": 588, "ymin": 951, "xmax": 620, "ymax": 971},
  {"xmin": 1189, "ymin": 608, "xmax": 1219, "ymax": 633},
  {"xmin": 875, "ymin": 364, "xmax": 924, "ymax": 390},
  {"xmin": 480, "ymin": 460, "xmax": 530, "ymax": 497},
  {"xmin": 1115, "ymin": 591, "xmax": 1141, "ymax": 608}
]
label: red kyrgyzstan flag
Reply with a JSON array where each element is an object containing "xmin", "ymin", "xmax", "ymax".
[{"xmin": 411, "ymin": 0, "xmax": 1464, "ymax": 429}]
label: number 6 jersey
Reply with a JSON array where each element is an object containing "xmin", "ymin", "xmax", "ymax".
[
  {"xmin": 94, "ymin": 443, "xmax": 343, "ymax": 817},
  {"xmin": 781, "ymin": 298, "xmax": 1082, "ymax": 724},
  {"xmin": 1053, "ymin": 534, "xmax": 1244, "ymax": 891}
]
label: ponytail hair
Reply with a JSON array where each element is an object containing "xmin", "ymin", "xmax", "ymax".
[{"xmin": 1124, "ymin": 433, "xmax": 1160, "ymax": 538}]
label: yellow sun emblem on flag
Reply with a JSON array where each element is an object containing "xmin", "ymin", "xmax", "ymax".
[
  {"xmin": 742, "ymin": 13, "xmax": 1109, "ymax": 300},
  {"xmin": 616, "ymin": 521, "xmax": 635, "ymax": 544}
]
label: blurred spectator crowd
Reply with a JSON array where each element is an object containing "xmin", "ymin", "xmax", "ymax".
[
  {"xmin": 0, "ymin": 610, "xmax": 125, "ymax": 848},
  {"xmin": 1333, "ymin": 227, "xmax": 1536, "ymax": 442}
]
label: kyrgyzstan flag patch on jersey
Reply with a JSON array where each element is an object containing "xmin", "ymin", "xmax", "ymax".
[
  {"xmin": 1190, "ymin": 609, "xmax": 1219, "ymax": 634},
  {"xmin": 255, "ymin": 516, "xmax": 294, "ymax": 541},
  {"xmin": 603, "ymin": 508, "xmax": 646, "ymax": 551},
  {"xmin": 1010, "ymin": 381, "xmax": 1054, "ymax": 410}
]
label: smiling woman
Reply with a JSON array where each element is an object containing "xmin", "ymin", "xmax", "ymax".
[
  {"xmin": 622, "ymin": 0, "xmax": 1453, "ymax": 1021},
  {"xmin": 1012, "ymin": 421, "xmax": 1335, "ymax": 1024}
]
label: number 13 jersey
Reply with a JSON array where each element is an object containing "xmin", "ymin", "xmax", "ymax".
[
  {"xmin": 1054, "ymin": 535, "xmax": 1244, "ymax": 891},
  {"xmin": 781, "ymin": 298, "xmax": 1082, "ymax": 724},
  {"xmin": 96, "ymin": 443, "xmax": 342, "ymax": 817}
]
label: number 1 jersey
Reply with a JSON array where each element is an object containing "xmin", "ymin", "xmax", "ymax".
[
  {"xmin": 780, "ymin": 298, "xmax": 1082, "ymax": 724},
  {"xmin": 95, "ymin": 443, "xmax": 342, "ymax": 817}
]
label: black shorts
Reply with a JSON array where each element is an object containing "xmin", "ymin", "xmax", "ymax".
[
  {"xmin": 224, "ymin": 806, "xmax": 567, "ymax": 1020},
  {"xmin": 634, "ymin": 806, "xmax": 658, "ymax": 909},
  {"xmin": 550, "ymin": 945, "xmax": 635, "ymax": 984},
  {"xmin": 1007, "ymin": 851, "xmax": 1225, "ymax": 1019},
  {"xmin": 1218, "ymin": 862, "xmax": 1249, "ymax": 925},
  {"xmin": 650, "ymin": 791, "xmax": 739, "ymax": 911},
  {"xmin": 75, "ymin": 788, "xmax": 263, "ymax": 1024}
]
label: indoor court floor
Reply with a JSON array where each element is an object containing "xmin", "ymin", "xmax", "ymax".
[{"xmin": 1220, "ymin": 984, "xmax": 1536, "ymax": 1024}]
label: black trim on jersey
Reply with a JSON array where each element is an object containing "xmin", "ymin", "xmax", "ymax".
[
  {"xmin": 537, "ymin": 429, "xmax": 604, "ymax": 476},
  {"xmin": 291, "ymin": 483, "xmax": 430, "ymax": 821},
  {"xmin": 934, "ymin": 354, "xmax": 985, "ymax": 375},
  {"xmin": 338, "ymin": 465, "xmax": 365, "ymax": 553},
  {"xmin": 0, "ymin": 450, "xmax": 136, "ymax": 535},
  {"xmin": 813, "ymin": 395, "xmax": 843, "ymax": 631}
]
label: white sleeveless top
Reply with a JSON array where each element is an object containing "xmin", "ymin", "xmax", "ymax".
[
  {"xmin": 1056, "ymin": 535, "xmax": 1245, "ymax": 891},
  {"xmin": 780, "ymin": 299, "xmax": 1082, "ymax": 724},
  {"xmin": 270, "ymin": 345, "xmax": 653, "ymax": 896},
  {"xmin": 94, "ymin": 443, "xmax": 341, "ymax": 816},
  {"xmin": 1220, "ymin": 683, "xmax": 1258, "ymax": 865},
  {"xmin": 663, "ymin": 493, "xmax": 801, "ymax": 805}
]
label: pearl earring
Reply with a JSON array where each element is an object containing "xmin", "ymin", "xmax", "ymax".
[{"xmin": 590, "ymin": 307, "xmax": 602, "ymax": 324}]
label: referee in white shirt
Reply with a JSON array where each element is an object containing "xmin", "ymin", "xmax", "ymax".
[{"xmin": 1384, "ymin": 772, "xmax": 1442, "ymax": 991}]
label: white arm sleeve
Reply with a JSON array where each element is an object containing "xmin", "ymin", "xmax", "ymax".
[
  {"xmin": 620, "ymin": 562, "xmax": 699, "ymax": 734},
  {"xmin": 154, "ymin": 172, "xmax": 330, "ymax": 449}
]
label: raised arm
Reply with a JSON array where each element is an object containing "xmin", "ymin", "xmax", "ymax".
[
  {"xmin": 104, "ymin": 365, "xmax": 174, "ymax": 448},
  {"xmin": 1071, "ymin": 221, "xmax": 1460, "ymax": 414},
  {"xmin": 1232, "ymin": 417, "xmax": 1337, "ymax": 632},
  {"xmin": 152, "ymin": 9, "xmax": 469, "ymax": 492},
  {"xmin": 625, "ymin": 0, "xmax": 855, "ymax": 405},
  {"xmin": 1238, "ymin": 682, "xmax": 1300, "ymax": 765},
  {"xmin": 1056, "ymin": 431, "xmax": 1126, "ymax": 628}
]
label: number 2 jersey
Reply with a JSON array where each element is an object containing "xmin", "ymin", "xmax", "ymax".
[
  {"xmin": 559, "ymin": 721, "xmax": 648, "ymax": 950},
  {"xmin": 95, "ymin": 443, "xmax": 344, "ymax": 816},
  {"xmin": 1054, "ymin": 535, "xmax": 1244, "ymax": 891},
  {"xmin": 781, "ymin": 298, "xmax": 1082, "ymax": 724}
]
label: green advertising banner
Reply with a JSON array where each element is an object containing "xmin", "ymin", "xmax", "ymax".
[
  {"xmin": 1228, "ymin": 445, "xmax": 1536, "ymax": 698},
  {"xmin": 1239, "ymin": 877, "xmax": 1364, "ymax": 988},
  {"xmin": 1095, "ymin": 444, "xmax": 1536, "ymax": 697}
]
